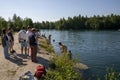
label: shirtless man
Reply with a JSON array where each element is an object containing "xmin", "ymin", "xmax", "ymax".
[{"xmin": 58, "ymin": 42, "xmax": 67, "ymax": 54}]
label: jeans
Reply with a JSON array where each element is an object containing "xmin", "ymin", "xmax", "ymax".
[{"xmin": 4, "ymin": 41, "xmax": 10, "ymax": 59}]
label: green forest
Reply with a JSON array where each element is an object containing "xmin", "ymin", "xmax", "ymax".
[{"xmin": 0, "ymin": 14, "xmax": 120, "ymax": 32}]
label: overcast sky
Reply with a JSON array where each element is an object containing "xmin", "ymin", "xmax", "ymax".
[{"xmin": 0, "ymin": 0, "xmax": 120, "ymax": 22}]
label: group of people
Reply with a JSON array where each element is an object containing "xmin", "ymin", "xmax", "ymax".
[
  {"xmin": 18, "ymin": 26, "xmax": 40, "ymax": 63},
  {"xmin": 1, "ymin": 26, "xmax": 40, "ymax": 63},
  {"xmin": 1, "ymin": 26, "xmax": 72, "ymax": 62},
  {"xmin": 1, "ymin": 27, "xmax": 73, "ymax": 80},
  {"xmin": 1, "ymin": 27, "xmax": 14, "ymax": 59}
]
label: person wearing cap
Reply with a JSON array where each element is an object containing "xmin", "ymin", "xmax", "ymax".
[{"xmin": 29, "ymin": 28, "xmax": 37, "ymax": 62}]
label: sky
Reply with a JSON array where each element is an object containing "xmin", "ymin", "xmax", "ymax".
[{"xmin": 0, "ymin": 0, "xmax": 120, "ymax": 22}]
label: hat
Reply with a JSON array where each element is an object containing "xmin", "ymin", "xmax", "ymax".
[{"xmin": 31, "ymin": 28, "xmax": 36, "ymax": 31}]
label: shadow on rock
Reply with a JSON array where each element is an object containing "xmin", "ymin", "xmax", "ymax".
[
  {"xmin": 17, "ymin": 53, "xmax": 29, "ymax": 59},
  {"xmin": 7, "ymin": 55, "xmax": 27, "ymax": 66},
  {"xmin": 37, "ymin": 56, "xmax": 50, "ymax": 68}
]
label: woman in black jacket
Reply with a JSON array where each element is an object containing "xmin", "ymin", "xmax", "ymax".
[{"xmin": 1, "ymin": 29, "xmax": 10, "ymax": 59}]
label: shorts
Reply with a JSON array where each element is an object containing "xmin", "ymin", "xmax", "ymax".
[{"xmin": 21, "ymin": 41, "xmax": 27, "ymax": 47}]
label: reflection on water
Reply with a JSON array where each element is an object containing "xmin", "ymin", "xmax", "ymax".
[{"xmin": 41, "ymin": 30, "xmax": 120, "ymax": 80}]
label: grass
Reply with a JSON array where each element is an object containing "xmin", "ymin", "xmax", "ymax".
[
  {"xmin": 45, "ymin": 54, "xmax": 82, "ymax": 80},
  {"xmin": 39, "ymin": 37, "xmax": 83, "ymax": 80},
  {"xmin": 98, "ymin": 68, "xmax": 120, "ymax": 80},
  {"xmin": 39, "ymin": 37, "xmax": 55, "ymax": 54}
]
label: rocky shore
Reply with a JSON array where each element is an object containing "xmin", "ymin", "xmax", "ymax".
[{"xmin": 0, "ymin": 33, "xmax": 88, "ymax": 80}]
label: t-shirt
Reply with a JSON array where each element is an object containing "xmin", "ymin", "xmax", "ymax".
[
  {"xmin": 18, "ymin": 30, "xmax": 27, "ymax": 41},
  {"xmin": 26, "ymin": 30, "xmax": 32, "ymax": 41}
]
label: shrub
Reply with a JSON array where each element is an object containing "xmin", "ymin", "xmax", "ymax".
[
  {"xmin": 98, "ymin": 68, "xmax": 120, "ymax": 80},
  {"xmin": 45, "ymin": 54, "xmax": 82, "ymax": 80}
]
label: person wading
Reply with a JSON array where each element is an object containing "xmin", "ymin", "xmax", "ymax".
[{"xmin": 58, "ymin": 42, "xmax": 67, "ymax": 54}]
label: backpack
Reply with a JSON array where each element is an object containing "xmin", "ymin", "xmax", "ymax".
[{"xmin": 34, "ymin": 65, "xmax": 46, "ymax": 79}]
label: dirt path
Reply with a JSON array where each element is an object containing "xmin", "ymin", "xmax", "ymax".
[{"xmin": 0, "ymin": 33, "xmax": 51, "ymax": 80}]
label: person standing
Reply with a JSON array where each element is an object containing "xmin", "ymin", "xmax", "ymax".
[
  {"xmin": 35, "ymin": 29, "xmax": 40, "ymax": 53},
  {"xmin": 1, "ymin": 29, "xmax": 10, "ymax": 59},
  {"xmin": 35, "ymin": 29, "xmax": 40, "ymax": 44},
  {"xmin": 48, "ymin": 35, "xmax": 51, "ymax": 44},
  {"xmin": 29, "ymin": 28, "xmax": 37, "ymax": 62},
  {"xmin": 26, "ymin": 26, "xmax": 32, "ymax": 56},
  {"xmin": 18, "ymin": 27, "xmax": 27, "ymax": 55},
  {"xmin": 7, "ymin": 27, "xmax": 14, "ymax": 53}
]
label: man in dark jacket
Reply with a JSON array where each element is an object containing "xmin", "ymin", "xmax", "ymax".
[{"xmin": 29, "ymin": 28, "xmax": 37, "ymax": 62}]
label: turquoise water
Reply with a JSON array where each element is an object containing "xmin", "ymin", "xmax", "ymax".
[{"xmin": 41, "ymin": 30, "xmax": 120, "ymax": 79}]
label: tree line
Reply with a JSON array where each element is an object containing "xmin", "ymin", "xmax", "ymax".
[{"xmin": 0, "ymin": 13, "xmax": 120, "ymax": 33}]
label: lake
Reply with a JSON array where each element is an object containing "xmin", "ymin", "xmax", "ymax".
[{"xmin": 41, "ymin": 30, "xmax": 120, "ymax": 80}]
